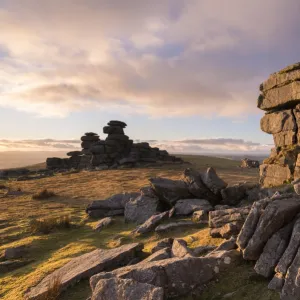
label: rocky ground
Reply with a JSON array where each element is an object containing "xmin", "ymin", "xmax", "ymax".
[{"xmin": 0, "ymin": 154, "xmax": 282, "ymax": 300}]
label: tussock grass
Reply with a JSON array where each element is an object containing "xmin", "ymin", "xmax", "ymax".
[
  {"xmin": 29, "ymin": 216, "xmax": 71, "ymax": 234},
  {"xmin": 32, "ymin": 189, "xmax": 56, "ymax": 200},
  {"xmin": 41, "ymin": 276, "xmax": 62, "ymax": 300}
]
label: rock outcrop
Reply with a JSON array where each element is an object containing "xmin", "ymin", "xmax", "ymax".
[
  {"xmin": 236, "ymin": 193, "xmax": 300, "ymax": 300},
  {"xmin": 241, "ymin": 158, "xmax": 260, "ymax": 168},
  {"xmin": 258, "ymin": 62, "xmax": 300, "ymax": 187},
  {"xmin": 47, "ymin": 120, "xmax": 183, "ymax": 170}
]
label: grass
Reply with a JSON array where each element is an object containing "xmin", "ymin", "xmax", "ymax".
[
  {"xmin": 0, "ymin": 154, "xmax": 272, "ymax": 300},
  {"xmin": 29, "ymin": 215, "xmax": 71, "ymax": 234},
  {"xmin": 42, "ymin": 275, "xmax": 62, "ymax": 300},
  {"xmin": 32, "ymin": 189, "xmax": 56, "ymax": 200}
]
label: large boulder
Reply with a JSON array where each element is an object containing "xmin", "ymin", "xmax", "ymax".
[
  {"xmin": 86, "ymin": 192, "xmax": 140, "ymax": 218},
  {"xmin": 124, "ymin": 195, "xmax": 161, "ymax": 224},
  {"xmin": 25, "ymin": 243, "xmax": 144, "ymax": 300},
  {"xmin": 171, "ymin": 239, "xmax": 194, "ymax": 258},
  {"xmin": 90, "ymin": 253, "xmax": 239, "ymax": 299},
  {"xmin": 183, "ymin": 168, "xmax": 220, "ymax": 204},
  {"xmin": 221, "ymin": 183, "xmax": 256, "ymax": 206},
  {"xmin": 174, "ymin": 199, "xmax": 213, "ymax": 216},
  {"xmin": 201, "ymin": 167, "xmax": 227, "ymax": 197},
  {"xmin": 149, "ymin": 177, "xmax": 191, "ymax": 207},
  {"xmin": 91, "ymin": 277, "xmax": 164, "ymax": 300}
]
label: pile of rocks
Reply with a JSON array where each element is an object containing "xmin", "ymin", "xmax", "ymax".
[
  {"xmin": 236, "ymin": 193, "xmax": 300, "ymax": 299},
  {"xmin": 47, "ymin": 120, "xmax": 183, "ymax": 170},
  {"xmin": 241, "ymin": 158, "xmax": 259, "ymax": 168},
  {"xmin": 258, "ymin": 62, "xmax": 300, "ymax": 186}
]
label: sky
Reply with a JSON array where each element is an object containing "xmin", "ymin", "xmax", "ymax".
[{"xmin": 0, "ymin": 0, "xmax": 300, "ymax": 154}]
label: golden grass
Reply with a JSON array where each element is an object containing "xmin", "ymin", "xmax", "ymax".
[
  {"xmin": 0, "ymin": 155, "xmax": 263, "ymax": 300},
  {"xmin": 42, "ymin": 275, "xmax": 62, "ymax": 300},
  {"xmin": 32, "ymin": 189, "xmax": 56, "ymax": 200},
  {"xmin": 29, "ymin": 215, "xmax": 71, "ymax": 234}
]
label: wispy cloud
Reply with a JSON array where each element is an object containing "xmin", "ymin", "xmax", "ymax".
[{"xmin": 0, "ymin": 0, "xmax": 299, "ymax": 118}]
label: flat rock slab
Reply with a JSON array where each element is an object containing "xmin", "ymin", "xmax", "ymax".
[
  {"xmin": 175, "ymin": 199, "xmax": 213, "ymax": 216},
  {"xmin": 94, "ymin": 217, "xmax": 114, "ymax": 232},
  {"xmin": 25, "ymin": 243, "xmax": 143, "ymax": 300},
  {"xmin": 155, "ymin": 221, "xmax": 199, "ymax": 233}
]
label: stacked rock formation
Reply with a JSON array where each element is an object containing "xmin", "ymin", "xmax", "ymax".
[
  {"xmin": 47, "ymin": 120, "xmax": 183, "ymax": 170},
  {"xmin": 236, "ymin": 193, "xmax": 300, "ymax": 299},
  {"xmin": 241, "ymin": 158, "xmax": 259, "ymax": 168},
  {"xmin": 259, "ymin": 62, "xmax": 300, "ymax": 187}
]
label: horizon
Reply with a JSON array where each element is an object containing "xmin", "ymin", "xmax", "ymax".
[{"xmin": 1, "ymin": 1, "xmax": 300, "ymax": 155}]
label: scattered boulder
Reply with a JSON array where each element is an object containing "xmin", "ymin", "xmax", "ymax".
[
  {"xmin": 0, "ymin": 260, "xmax": 33, "ymax": 274},
  {"xmin": 192, "ymin": 210, "xmax": 209, "ymax": 224},
  {"xmin": 149, "ymin": 177, "xmax": 191, "ymax": 207},
  {"xmin": 171, "ymin": 239, "xmax": 194, "ymax": 258},
  {"xmin": 174, "ymin": 199, "xmax": 213, "ymax": 216},
  {"xmin": 131, "ymin": 211, "xmax": 169, "ymax": 235},
  {"xmin": 124, "ymin": 195, "xmax": 161, "ymax": 224},
  {"xmin": 143, "ymin": 248, "xmax": 171, "ymax": 263},
  {"xmin": 151, "ymin": 238, "xmax": 174, "ymax": 254},
  {"xmin": 94, "ymin": 217, "xmax": 114, "ymax": 232},
  {"xmin": 192, "ymin": 245, "xmax": 217, "ymax": 257},
  {"xmin": 201, "ymin": 167, "xmax": 228, "ymax": 196},
  {"xmin": 221, "ymin": 183, "xmax": 256, "ymax": 206},
  {"xmin": 86, "ymin": 192, "xmax": 140, "ymax": 218},
  {"xmin": 4, "ymin": 245, "xmax": 27, "ymax": 260},
  {"xmin": 155, "ymin": 221, "xmax": 199, "ymax": 233}
]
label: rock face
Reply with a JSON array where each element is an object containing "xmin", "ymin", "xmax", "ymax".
[
  {"xmin": 258, "ymin": 63, "xmax": 300, "ymax": 187},
  {"xmin": 236, "ymin": 193, "xmax": 300, "ymax": 300},
  {"xmin": 47, "ymin": 120, "xmax": 183, "ymax": 170},
  {"xmin": 25, "ymin": 243, "xmax": 143, "ymax": 300}
]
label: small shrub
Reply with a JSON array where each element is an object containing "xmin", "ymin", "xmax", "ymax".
[
  {"xmin": 41, "ymin": 275, "xmax": 62, "ymax": 300},
  {"xmin": 32, "ymin": 189, "xmax": 56, "ymax": 200},
  {"xmin": 29, "ymin": 215, "xmax": 71, "ymax": 234}
]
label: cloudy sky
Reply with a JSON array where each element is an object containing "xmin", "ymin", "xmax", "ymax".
[{"xmin": 0, "ymin": 0, "xmax": 299, "ymax": 154}]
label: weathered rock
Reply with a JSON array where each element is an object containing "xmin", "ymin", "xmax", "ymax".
[
  {"xmin": 132, "ymin": 211, "xmax": 169, "ymax": 235},
  {"xmin": 242, "ymin": 198, "xmax": 300, "ymax": 261},
  {"xmin": 258, "ymin": 81, "xmax": 300, "ymax": 111},
  {"xmin": 171, "ymin": 239, "xmax": 194, "ymax": 258},
  {"xmin": 201, "ymin": 167, "xmax": 227, "ymax": 196},
  {"xmin": 151, "ymin": 238, "xmax": 174, "ymax": 254},
  {"xmin": 214, "ymin": 205, "xmax": 231, "ymax": 210},
  {"xmin": 4, "ymin": 245, "xmax": 27, "ymax": 260},
  {"xmin": 212, "ymin": 222, "xmax": 241, "ymax": 239},
  {"xmin": 275, "ymin": 214, "xmax": 300, "ymax": 275},
  {"xmin": 149, "ymin": 177, "xmax": 191, "ymax": 207},
  {"xmin": 268, "ymin": 273, "xmax": 285, "ymax": 292},
  {"xmin": 143, "ymin": 248, "xmax": 171, "ymax": 263},
  {"xmin": 209, "ymin": 207, "xmax": 251, "ymax": 229},
  {"xmin": 91, "ymin": 277, "xmax": 164, "ymax": 300},
  {"xmin": 90, "ymin": 255, "xmax": 237, "ymax": 299},
  {"xmin": 241, "ymin": 158, "xmax": 260, "ymax": 168},
  {"xmin": 192, "ymin": 210, "xmax": 209, "ymax": 224},
  {"xmin": 155, "ymin": 221, "xmax": 199, "ymax": 233},
  {"xmin": 237, "ymin": 198, "xmax": 273, "ymax": 250},
  {"xmin": 260, "ymin": 63, "xmax": 300, "ymax": 92},
  {"xmin": 260, "ymin": 164, "xmax": 292, "ymax": 188},
  {"xmin": 183, "ymin": 168, "xmax": 220, "ymax": 204},
  {"xmin": 25, "ymin": 243, "xmax": 144, "ymax": 300},
  {"xmin": 174, "ymin": 199, "xmax": 213, "ymax": 216},
  {"xmin": 86, "ymin": 192, "xmax": 140, "ymax": 218},
  {"xmin": 254, "ymin": 222, "xmax": 294, "ymax": 278},
  {"xmin": 94, "ymin": 217, "xmax": 114, "ymax": 232},
  {"xmin": 192, "ymin": 245, "xmax": 217, "ymax": 256},
  {"xmin": 124, "ymin": 195, "xmax": 161, "ymax": 224},
  {"xmin": 214, "ymin": 237, "xmax": 237, "ymax": 252},
  {"xmin": 221, "ymin": 183, "xmax": 253, "ymax": 206},
  {"xmin": 140, "ymin": 186, "xmax": 157, "ymax": 198}
]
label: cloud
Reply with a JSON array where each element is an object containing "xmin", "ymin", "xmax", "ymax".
[
  {"xmin": 0, "ymin": 0, "xmax": 299, "ymax": 118},
  {"xmin": 0, "ymin": 137, "xmax": 271, "ymax": 154}
]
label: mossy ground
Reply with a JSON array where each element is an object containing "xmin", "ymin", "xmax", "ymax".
[{"xmin": 0, "ymin": 155, "xmax": 278, "ymax": 300}]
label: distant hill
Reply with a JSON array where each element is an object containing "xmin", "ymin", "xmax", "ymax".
[{"xmin": 0, "ymin": 151, "xmax": 67, "ymax": 169}]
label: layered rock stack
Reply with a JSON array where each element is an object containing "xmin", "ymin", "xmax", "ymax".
[
  {"xmin": 259, "ymin": 62, "xmax": 300, "ymax": 187},
  {"xmin": 46, "ymin": 120, "xmax": 183, "ymax": 170},
  {"xmin": 241, "ymin": 158, "xmax": 259, "ymax": 168}
]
